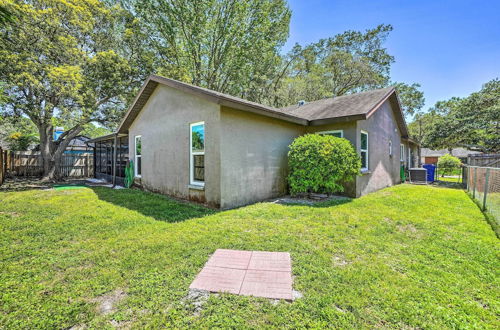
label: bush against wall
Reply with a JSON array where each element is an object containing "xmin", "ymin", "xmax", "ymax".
[
  {"xmin": 288, "ymin": 134, "xmax": 361, "ymax": 196},
  {"xmin": 437, "ymin": 154, "xmax": 461, "ymax": 177}
]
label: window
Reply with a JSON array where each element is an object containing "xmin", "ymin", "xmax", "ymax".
[
  {"xmin": 317, "ymin": 130, "xmax": 343, "ymax": 138},
  {"xmin": 135, "ymin": 135, "xmax": 141, "ymax": 177},
  {"xmin": 389, "ymin": 140, "xmax": 393, "ymax": 157},
  {"xmin": 400, "ymin": 144, "xmax": 405, "ymax": 162},
  {"xmin": 190, "ymin": 122, "xmax": 205, "ymax": 186},
  {"xmin": 360, "ymin": 131, "xmax": 368, "ymax": 171}
]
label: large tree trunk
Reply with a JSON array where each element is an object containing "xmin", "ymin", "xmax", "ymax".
[
  {"xmin": 39, "ymin": 123, "xmax": 56, "ymax": 181},
  {"xmin": 38, "ymin": 123, "xmax": 83, "ymax": 182}
]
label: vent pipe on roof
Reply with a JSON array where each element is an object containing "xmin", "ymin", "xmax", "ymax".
[{"xmin": 298, "ymin": 100, "xmax": 306, "ymax": 106}]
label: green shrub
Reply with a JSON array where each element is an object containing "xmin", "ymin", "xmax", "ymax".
[
  {"xmin": 7, "ymin": 132, "xmax": 38, "ymax": 151},
  {"xmin": 438, "ymin": 154, "xmax": 461, "ymax": 176},
  {"xmin": 287, "ymin": 134, "xmax": 361, "ymax": 196}
]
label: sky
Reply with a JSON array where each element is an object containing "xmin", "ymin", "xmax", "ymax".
[{"xmin": 283, "ymin": 0, "xmax": 500, "ymax": 111}]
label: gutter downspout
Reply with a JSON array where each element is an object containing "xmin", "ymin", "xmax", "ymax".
[{"xmin": 112, "ymin": 133, "xmax": 118, "ymax": 187}]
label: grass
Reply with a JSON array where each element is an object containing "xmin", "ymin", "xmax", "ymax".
[
  {"xmin": 438, "ymin": 176, "xmax": 462, "ymax": 183},
  {"xmin": 437, "ymin": 168, "xmax": 462, "ymax": 177},
  {"xmin": 0, "ymin": 185, "xmax": 499, "ymax": 328},
  {"xmin": 469, "ymin": 191, "xmax": 500, "ymax": 237}
]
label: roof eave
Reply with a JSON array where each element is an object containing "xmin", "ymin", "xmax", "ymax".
[
  {"xmin": 365, "ymin": 88, "xmax": 409, "ymax": 138},
  {"xmin": 86, "ymin": 133, "xmax": 128, "ymax": 144},
  {"xmin": 308, "ymin": 114, "xmax": 366, "ymax": 126},
  {"xmin": 117, "ymin": 75, "xmax": 308, "ymax": 133}
]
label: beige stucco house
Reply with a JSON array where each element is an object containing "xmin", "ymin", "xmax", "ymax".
[{"xmin": 89, "ymin": 75, "xmax": 420, "ymax": 209}]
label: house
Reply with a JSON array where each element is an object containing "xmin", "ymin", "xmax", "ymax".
[
  {"xmin": 421, "ymin": 147, "xmax": 481, "ymax": 164},
  {"xmin": 32, "ymin": 135, "xmax": 93, "ymax": 153},
  {"xmin": 88, "ymin": 75, "xmax": 420, "ymax": 209},
  {"xmin": 64, "ymin": 135, "xmax": 93, "ymax": 154}
]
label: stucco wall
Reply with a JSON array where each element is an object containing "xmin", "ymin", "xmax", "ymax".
[
  {"xmin": 128, "ymin": 84, "xmax": 222, "ymax": 207},
  {"xmin": 356, "ymin": 100, "xmax": 403, "ymax": 196},
  {"xmin": 125, "ymin": 83, "xmax": 409, "ymax": 207},
  {"xmin": 219, "ymin": 106, "xmax": 304, "ymax": 208}
]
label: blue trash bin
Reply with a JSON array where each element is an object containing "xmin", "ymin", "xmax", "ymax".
[{"xmin": 422, "ymin": 164, "xmax": 436, "ymax": 183}]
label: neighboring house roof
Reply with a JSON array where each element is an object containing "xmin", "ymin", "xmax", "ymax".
[
  {"xmin": 116, "ymin": 75, "xmax": 408, "ymax": 136},
  {"xmin": 421, "ymin": 147, "xmax": 482, "ymax": 158},
  {"xmin": 67, "ymin": 135, "xmax": 91, "ymax": 148}
]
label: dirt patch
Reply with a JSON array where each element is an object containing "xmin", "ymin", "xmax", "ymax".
[
  {"xmin": 109, "ymin": 320, "xmax": 133, "ymax": 329},
  {"xmin": 397, "ymin": 224, "xmax": 423, "ymax": 239},
  {"xmin": 182, "ymin": 288, "xmax": 212, "ymax": 316},
  {"xmin": 91, "ymin": 289, "xmax": 128, "ymax": 315},
  {"xmin": 397, "ymin": 224, "xmax": 418, "ymax": 233},
  {"xmin": 332, "ymin": 255, "xmax": 351, "ymax": 267},
  {"xmin": 0, "ymin": 177, "xmax": 52, "ymax": 191},
  {"xmin": 0, "ymin": 211, "xmax": 21, "ymax": 217}
]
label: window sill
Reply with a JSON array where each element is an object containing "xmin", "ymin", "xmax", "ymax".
[
  {"xmin": 360, "ymin": 169, "xmax": 371, "ymax": 175},
  {"xmin": 188, "ymin": 184, "xmax": 205, "ymax": 191}
]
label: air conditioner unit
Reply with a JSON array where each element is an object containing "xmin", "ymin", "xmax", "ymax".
[{"xmin": 409, "ymin": 168, "xmax": 427, "ymax": 184}]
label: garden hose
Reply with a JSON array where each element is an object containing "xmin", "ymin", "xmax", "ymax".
[{"xmin": 124, "ymin": 160, "xmax": 134, "ymax": 188}]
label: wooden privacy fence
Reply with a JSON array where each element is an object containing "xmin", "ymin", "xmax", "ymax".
[
  {"xmin": 467, "ymin": 154, "xmax": 500, "ymax": 168},
  {"xmin": 0, "ymin": 147, "xmax": 5, "ymax": 186},
  {"xmin": 5, "ymin": 151, "xmax": 93, "ymax": 178}
]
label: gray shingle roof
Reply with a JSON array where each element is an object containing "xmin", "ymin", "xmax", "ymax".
[
  {"xmin": 278, "ymin": 87, "xmax": 395, "ymax": 121},
  {"xmin": 116, "ymin": 75, "xmax": 406, "ymax": 136},
  {"xmin": 421, "ymin": 148, "xmax": 482, "ymax": 158}
]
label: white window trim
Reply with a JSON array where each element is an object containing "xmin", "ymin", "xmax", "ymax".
[
  {"xmin": 190, "ymin": 122, "xmax": 205, "ymax": 187},
  {"xmin": 317, "ymin": 130, "xmax": 344, "ymax": 138},
  {"xmin": 400, "ymin": 144, "xmax": 405, "ymax": 162},
  {"xmin": 134, "ymin": 135, "xmax": 141, "ymax": 178},
  {"xmin": 408, "ymin": 146, "xmax": 412, "ymax": 167},
  {"xmin": 360, "ymin": 130, "xmax": 369, "ymax": 171}
]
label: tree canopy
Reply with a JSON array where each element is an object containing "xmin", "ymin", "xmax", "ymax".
[
  {"xmin": 120, "ymin": 0, "xmax": 291, "ymax": 104},
  {"xmin": 0, "ymin": 0, "xmax": 426, "ymax": 179},
  {"xmin": 419, "ymin": 79, "xmax": 499, "ymax": 152},
  {"xmin": 0, "ymin": 0, "xmax": 151, "ymax": 179},
  {"xmin": 270, "ymin": 24, "xmax": 424, "ymax": 117}
]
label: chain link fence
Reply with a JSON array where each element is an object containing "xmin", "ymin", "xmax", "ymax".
[{"xmin": 464, "ymin": 166, "xmax": 500, "ymax": 227}]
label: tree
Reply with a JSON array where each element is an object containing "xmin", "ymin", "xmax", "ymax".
[
  {"xmin": 0, "ymin": 0, "xmax": 151, "ymax": 180},
  {"xmin": 81, "ymin": 123, "xmax": 112, "ymax": 139},
  {"xmin": 407, "ymin": 111, "xmax": 441, "ymax": 146},
  {"xmin": 272, "ymin": 25, "xmax": 424, "ymax": 116},
  {"xmin": 121, "ymin": 0, "xmax": 290, "ymax": 104},
  {"xmin": 0, "ymin": 115, "xmax": 38, "ymax": 149},
  {"xmin": 7, "ymin": 131, "xmax": 38, "ymax": 151},
  {"xmin": 391, "ymin": 82, "xmax": 425, "ymax": 118},
  {"xmin": 0, "ymin": 4, "xmax": 13, "ymax": 26},
  {"xmin": 288, "ymin": 134, "xmax": 360, "ymax": 196},
  {"xmin": 274, "ymin": 25, "xmax": 394, "ymax": 107},
  {"xmin": 437, "ymin": 154, "xmax": 461, "ymax": 177},
  {"xmin": 425, "ymin": 79, "xmax": 499, "ymax": 152}
]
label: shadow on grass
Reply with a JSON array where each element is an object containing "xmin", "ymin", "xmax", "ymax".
[
  {"xmin": 90, "ymin": 186, "xmax": 217, "ymax": 223},
  {"xmin": 433, "ymin": 180, "xmax": 464, "ymax": 190},
  {"xmin": 276, "ymin": 197, "xmax": 353, "ymax": 208}
]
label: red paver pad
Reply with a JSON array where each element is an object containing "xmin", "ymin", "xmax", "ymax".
[
  {"xmin": 239, "ymin": 270, "xmax": 293, "ymax": 300},
  {"xmin": 189, "ymin": 266, "xmax": 246, "ymax": 294},
  {"xmin": 190, "ymin": 249, "xmax": 293, "ymax": 300},
  {"xmin": 205, "ymin": 249, "xmax": 252, "ymax": 269}
]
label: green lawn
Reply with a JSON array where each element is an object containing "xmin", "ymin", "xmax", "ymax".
[
  {"xmin": 438, "ymin": 176, "xmax": 462, "ymax": 183},
  {"xmin": 0, "ymin": 185, "xmax": 498, "ymax": 328}
]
